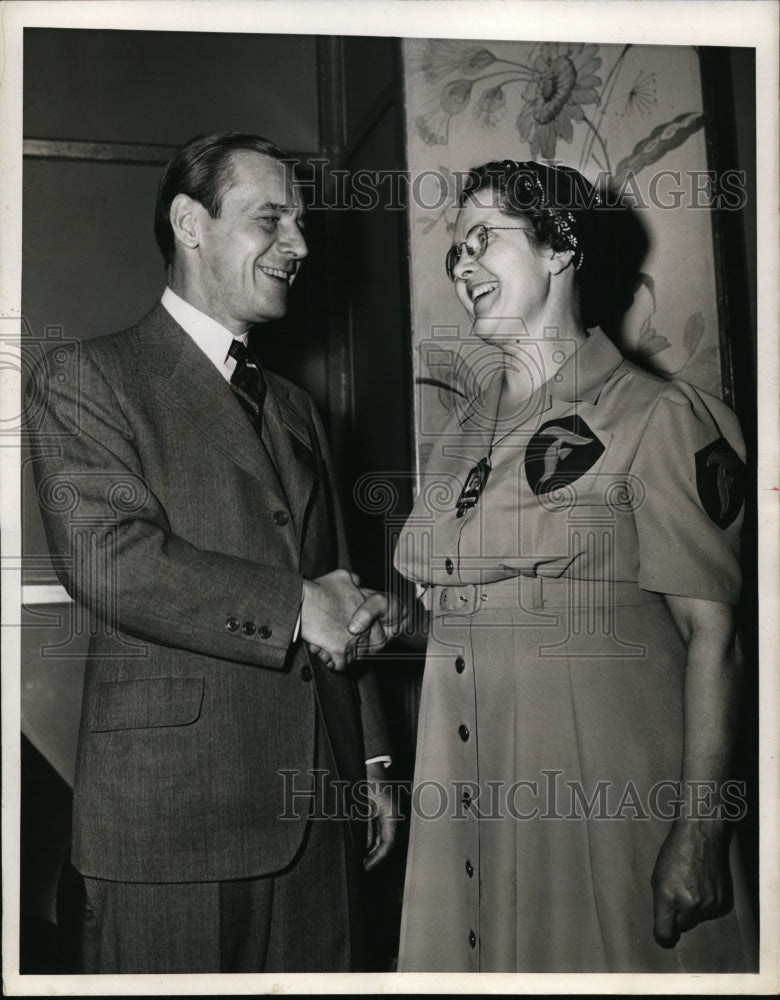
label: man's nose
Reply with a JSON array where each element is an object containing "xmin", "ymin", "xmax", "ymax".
[{"xmin": 281, "ymin": 225, "xmax": 308, "ymax": 260}]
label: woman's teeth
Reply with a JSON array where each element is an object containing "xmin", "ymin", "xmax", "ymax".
[{"xmin": 471, "ymin": 282, "xmax": 498, "ymax": 302}]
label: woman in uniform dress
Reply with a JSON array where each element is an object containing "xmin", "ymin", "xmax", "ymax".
[{"xmin": 391, "ymin": 160, "xmax": 754, "ymax": 972}]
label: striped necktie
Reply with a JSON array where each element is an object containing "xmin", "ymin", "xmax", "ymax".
[{"xmin": 228, "ymin": 339, "xmax": 267, "ymax": 431}]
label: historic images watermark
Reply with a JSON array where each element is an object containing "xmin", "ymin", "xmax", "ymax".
[
  {"xmin": 285, "ymin": 159, "xmax": 748, "ymax": 213},
  {"xmin": 278, "ymin": 769, "xmax": 748, "ymax": 823}
]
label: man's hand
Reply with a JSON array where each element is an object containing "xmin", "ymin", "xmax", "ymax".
[
  {"xmin": 301, "ymin": 570, "xmax": 385, "ymax": 671},
  {"xmin": 363, "ymin": 761, "xmax": 398, "ymax": 871},
  {"xmin": 651, "ymin": 819, "xmax": 730, "ymax": 948}
]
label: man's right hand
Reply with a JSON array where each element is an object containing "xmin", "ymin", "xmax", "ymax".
[{"xmin": 300, "ymin": 569, "xmax": 381, "ymax": 671}]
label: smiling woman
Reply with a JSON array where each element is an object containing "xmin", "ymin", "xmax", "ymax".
[{"xmin": 392, "ymin": 159, "xmax": 755, "ymax": 973}]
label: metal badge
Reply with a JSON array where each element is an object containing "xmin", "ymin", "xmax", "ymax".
[{"xmin": 455, "ymin": 456, "xmax": 491, "ymax": 518}]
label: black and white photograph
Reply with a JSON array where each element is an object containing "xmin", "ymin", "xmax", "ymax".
[{"xmin": 1, "ymin": 1, "xmax": 778, "ymax": 994}]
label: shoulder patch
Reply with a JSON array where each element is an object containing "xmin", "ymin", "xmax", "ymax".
[
  {"xmin": 524, "ymin": 415, "xmax": 605, "ymax": 495},
  {"xmin": 695, "ymin": 437, "xmax": 746, "ymax": 528}
]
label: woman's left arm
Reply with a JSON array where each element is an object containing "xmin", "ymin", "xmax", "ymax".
[{"xmin": 651, "ymin": 593, "xmax": 744, "ymax": 948}]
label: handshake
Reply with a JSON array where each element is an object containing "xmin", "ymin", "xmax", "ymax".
[{"xmin": 300, "ymin": 568, "xmax": 405, "ymax": 671}]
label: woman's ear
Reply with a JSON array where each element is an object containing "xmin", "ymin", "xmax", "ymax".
[
  {"xmin": 547, "ymin": 247, "xmax": 575, "ymax": 275},
  {"xmin": 169, "ymin": 193, "xmax": 203, "ymax": 252}
]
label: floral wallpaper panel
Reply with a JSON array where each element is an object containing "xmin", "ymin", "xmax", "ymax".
[{"xmin": 402, "ymin": 39, "xmax": 724, "ymax": 471}]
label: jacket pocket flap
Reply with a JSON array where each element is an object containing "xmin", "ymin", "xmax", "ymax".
[{"xmin": 91, "ymin": 677, "xmax": 204, "ymax": 732}]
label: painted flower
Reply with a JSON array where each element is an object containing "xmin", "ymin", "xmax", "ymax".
[
  {"xmin": 619, "ymin": 70, "xmax": 658, "ymax": 117},
  {"xmin": 418, "ymin": 39, "xmax": 497, "ymax": 82},
  {"xmin": 415, "ymin": 79, "xmax": 474, "ymax": 145},
  {"xmin": 516, "ymin": 42, "xmax": 601, "ymax": 159},
  {"xmin": 474, "ymin": 85, "xmax": 507, "ymax": 129}
]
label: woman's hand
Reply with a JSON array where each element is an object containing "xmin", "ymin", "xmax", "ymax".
[
  {"xmin": 653, "ymin": 593, "xmax": 743, "ymax": 948},
  {"xmin": 651, "ymin": 818, "xmax": 730, "ymax": 947}
]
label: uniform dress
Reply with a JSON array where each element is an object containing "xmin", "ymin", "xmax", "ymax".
[{"xmin": 394, "ymin": 329, "xmax": 754, "ymax": 972}]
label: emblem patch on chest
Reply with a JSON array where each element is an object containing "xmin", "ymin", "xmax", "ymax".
[
  {"xmin": 524, "ymin": 415, "xmax": 605, "ymax": 495},
  {"xmin": 695, "ymin": 437, "xmax": 746, "ymax": 528}
]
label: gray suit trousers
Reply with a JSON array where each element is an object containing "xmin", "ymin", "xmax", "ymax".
[{"xmin": 81, "ymin": 716, "xmax": 362, "ymax": 973}]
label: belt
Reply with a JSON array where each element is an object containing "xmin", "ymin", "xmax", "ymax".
[{"xmin": 420, "ymin": 576, "xmax": 662, "ymax": 618}]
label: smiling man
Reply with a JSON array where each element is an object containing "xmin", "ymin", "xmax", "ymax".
[{"xmin": 28, "ymin": 132, "xmax": 395, "ymax": 974}]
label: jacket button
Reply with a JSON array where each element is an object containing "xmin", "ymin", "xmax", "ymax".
[
  {"xmin": 458, "ymin": 724, "xmax": 470, "ymax": 742},
  {"xmin": 445, "ymin": 558, "xmax": 454, "ymax": 575},
  {"xmin": 225, "ymin": 616, "xmax": 240, "ymax": 632},
  {"xmin": 258, "ymin": 625, "xmax": 272, "ymax": 639},
  {"xmin": 273, "ymin": 510, "xmax": 289, "ymax": 526},
  {"xmin": 300, "ymin": 664, "xmax": 312, "ymax": 682},
  {"xmin": 469, "ymin": 930, "xmax": 477, "ymax": 948},
  {"xmin": 455, "ymin": 656, "xmax": 465, "ymax": 673},
  {"xmin": 242, "ymin": 621, "xmax": 256, "ymax": 636},
  {"xmin": 465, "ymin": 859, "xmax": 474, "ymax": 878},
  {"xmin": 462, "ymin": 789, "xmax": 471, "ymax": 807}
]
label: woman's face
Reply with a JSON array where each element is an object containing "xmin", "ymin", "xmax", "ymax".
[{"xmin": 449, "ymin": 194, "xmax": 553, "ymax": 343}]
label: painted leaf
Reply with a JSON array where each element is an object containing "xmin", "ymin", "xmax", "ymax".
[
  {"xmin": 638, "ymin": 320, "xmax": 670, "ymax": 357},
  {"xmin": 640, "ymin": 333, "xmax": 671, "ymax": 357},
  {"xmin": 415, "ymin": 376, "xmax": 467, "ymax": 399},
  {"xmin": 612, "ymin": 112, "xmax": 704, "ymax": 187},
  {"xmin": 683, "ymin": 311, "xmax": 705, "ymax": 355}
]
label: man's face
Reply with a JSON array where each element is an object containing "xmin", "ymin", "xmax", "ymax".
[{"xmin": 194, "ymin": 151, "xmax": 308, "ymax": 334}]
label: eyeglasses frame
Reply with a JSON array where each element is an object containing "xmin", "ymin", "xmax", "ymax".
[{"xmin": 445, "ymin": 224, "xmax": 534, "ymax": 281}]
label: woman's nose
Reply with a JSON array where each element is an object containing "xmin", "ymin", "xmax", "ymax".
[{"xmin": 452, "ymin": 253, "xmax": 476, "ymax": 282}]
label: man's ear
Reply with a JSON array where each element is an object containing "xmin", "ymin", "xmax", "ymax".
[
  {"xmin": 547, "ymin": 247, "xmax": 575, "ymax": 275},
  {"xmin": 169, "ymin": 194, "xmax": 203, "ymax": 252}
]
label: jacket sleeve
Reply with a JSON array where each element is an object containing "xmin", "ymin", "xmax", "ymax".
[
  {"xmin": 28, "ymin": 343, "xmax": 303, "ymax": 670},
  {"xmin": 306, "ymin": 393, "xmax": 392, "ymax": 762}
]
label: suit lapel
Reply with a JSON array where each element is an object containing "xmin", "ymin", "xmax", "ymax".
[
  {"xmin": 262, "ymin": 376, "xmax": 316, "ymax": 518},
  {"xmin": 137, "ymin": 305, "xmax": 289, "ymax": 504}
]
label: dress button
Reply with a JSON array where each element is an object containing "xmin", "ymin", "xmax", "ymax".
[
  {"xmin": 469, "ymin": 930, "xmax": 477, "ymax": 948},
  {"xmin": 455, "ymin": 656, "xmax": 465, "ymax": 674},
  {"xmin": 465, "ymin": 859, "xmax": 474, "ymax": 878},
  {"xmin": 242, "ymin": 621, "xmax": 256, "ymax": 636},
  {"xmin": 272, "ymin": 510, "xmax": 289, "ymax": 526},
  {"xmin": 300, "ymin": 663, "xmax": 313, "ymax": 682},
  {"xmin": 458, "ymin": 724, "xmax": 470, "ymax": 742},
  {"xmin": 225, "ymin": 616, "xmax": 240, "ymax": 632},
  {"xmin": 258, "ymin": 625, "xmax": 272, "ymax": 639},
  {"xmin": 445, "ymin": 558, "xmax": 454, "ymax": 575}
]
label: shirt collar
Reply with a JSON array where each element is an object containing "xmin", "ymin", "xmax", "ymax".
[
  {"xmin": 161, "ymin": 287, "xmax": 247, "ymax": 383},
  {"xmin": 550, "ymin": 328, "xmax": 623, "ymax": 404}
]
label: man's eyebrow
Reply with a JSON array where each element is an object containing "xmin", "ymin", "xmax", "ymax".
[
  {"xmin": 251, "ymin": 201, "xmax": 305, "ymax": 215},
  {"xmin": 251, "ymin": 201, "xmax": 286, "ymax": 213}
]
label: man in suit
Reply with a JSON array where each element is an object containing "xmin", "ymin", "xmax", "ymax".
[{"xmin": 28, "ymin": 131, "xmax": 396, "ymax": 974}]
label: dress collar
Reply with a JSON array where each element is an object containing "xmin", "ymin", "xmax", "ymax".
[{"xmin": 549, "ymin": 328, "xmax": 624, "ymax": 404}]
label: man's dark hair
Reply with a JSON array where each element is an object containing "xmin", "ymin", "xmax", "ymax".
[{"xmin": 154, "ymin": 131, "xmax": 287, "ymax": 268}]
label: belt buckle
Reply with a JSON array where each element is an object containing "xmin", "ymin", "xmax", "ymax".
[{"xmin": 439, "ymin": 584, "xmax": 476, "ymax": 614}]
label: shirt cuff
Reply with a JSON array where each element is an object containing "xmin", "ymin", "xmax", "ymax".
[
  {"xmin": 293, "ymin": 609, "xmax": 301, "ymax": 643},
  {"xmin": 365, "ymin": 755, "xmax": 392, "ymax": 768}
]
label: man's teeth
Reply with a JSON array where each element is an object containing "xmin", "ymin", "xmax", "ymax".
[
  {"xmin": 471, "ymin": 282, "xmax": 498, "ymax": 301},
  {"xmin": 259, "ymin": 265, "xmax": 292, "ymax": 281}
]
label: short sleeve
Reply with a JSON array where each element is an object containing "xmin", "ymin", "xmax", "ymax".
[{"xmin": 630, "ymin": 380, "xmax": 746, "ymax": 603}]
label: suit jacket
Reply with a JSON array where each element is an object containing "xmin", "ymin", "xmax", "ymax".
[{"xmin": 28, "ymin": 302, "xmax": 390, "ymax": 883}]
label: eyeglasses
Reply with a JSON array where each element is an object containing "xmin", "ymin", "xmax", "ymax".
[{"xmin": 445, "ymin": 224, "xmax": 533, "ymax": 281}]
